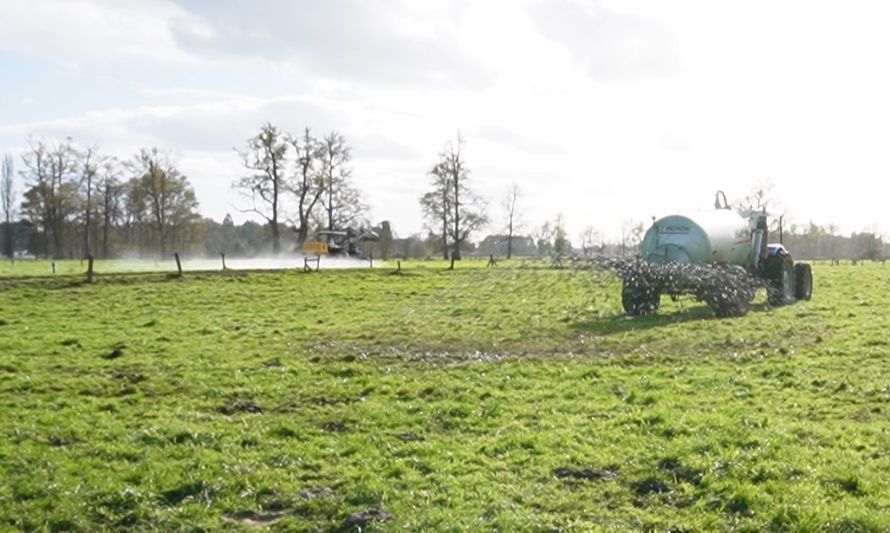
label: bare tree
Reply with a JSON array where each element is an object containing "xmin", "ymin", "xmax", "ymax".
[
  {"xmin": 318, "ymin": 131, "xmax": 365, "ymax": 230},
  {"xmin": 579, "ymin": 226, "xmax": 601, "ymax": 257},
  {"xmin": 287, "ymin": 128, "xmax": 325, "ymax": 246},
  {"xmin": 79, "ymin": 145, "xmax": 99, "ymax": 258},
  {"xmin": 436, "ymin": 132, "xmax": 487, "ymax": 261},
  {"xmin": 502, "ymin": 182, "xmax": 522, "ymax": 259},
  {"xmin": 97, "ymin": 157, "xmax": 123, "ymax": 258},
  {"xmin": 420, "ymin": 162, "xmax": 453, "ymax": 259},
  {"xmin": 235, "ymin": 123, "xmax": 288, "ymax": 253},
  {"xmin": 620, "ymin": 219, "xmax": 644, "ymax": 257},
  {"xmin": 1, "ymin": 154, "xmax": 14, "ymax": 260}
]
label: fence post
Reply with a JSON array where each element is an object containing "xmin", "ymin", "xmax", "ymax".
[
  {"xmin": 52, "ymin": 261, "xmax": 56, "ymax": 275},
  {"xmin": 221, "ymin": 252, "xmax": 227, "ymax": 271},
  {"xmin": 86, "ymin": 255, "xmax": 94, "ymax": 283},
  {"xmin": 369, "ymin": 252, "xmax": 373, "ymax": 268},
  {"xmin": 174, "ymin": 252, "xmax": 183, "ymax": 277}
]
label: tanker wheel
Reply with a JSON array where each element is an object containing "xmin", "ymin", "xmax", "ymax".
[
  {"xmin": 764, "ymin": 254, "xmax": 795, "ymax": 306},
  {"xmin": 622, "ymin": 283, "xmax": 660, "ymax": 315},
  {"xmin": 794, "ymin": 263, "xmax": 813, "ymax": 300}
]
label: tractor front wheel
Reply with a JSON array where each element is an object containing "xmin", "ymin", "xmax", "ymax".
[
  {"xmin": 794, "ymin": 263, "xmax": 813, "ymax": 300},
  {"xmin": 764, "ymin": 254, "xmax": 795, "ymax": 306}
]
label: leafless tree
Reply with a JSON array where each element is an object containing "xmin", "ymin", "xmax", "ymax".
[
  {"xmin": 502, "ymin": 182, "xmax": 523, "ymax": 259},
  {"xmin": 287, "ymin": 128, "xmax": 325, "ymax": 246},
  {"xmin": 235, "ymin": 123, "xmax": 288, "ymax": 253},
  {"xmin": 426, "ymin": 132, "xmax": 487, "ymax": 261},
  {"xmin": 420, "ymin": 162, "xmax": 453, "ymax": 259},
  {"xmin": 79, "ymin": 145, "xmax": 100, "ymax": 258},
  {"xmin": 579, "ymin": 226, "xmax": 601, "ymax": 257},
  {"xmin": 97, "ymin": 157, "xmax": 124, "ymax": 258},
  {"xmin": 1, "ymin": 154, "xmax": 14, "ymax": 260},
  {"xmin": 318, "ymin": 131, "xmax": 365, "ymax": 230}
]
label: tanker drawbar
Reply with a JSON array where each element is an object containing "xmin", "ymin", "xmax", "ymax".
[{"xmin": 621, "ymin": 191, "xmax": 813, "ymax": 317}]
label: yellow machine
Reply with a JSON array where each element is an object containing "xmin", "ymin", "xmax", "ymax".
[{"xmin": 302, "ymin": 240, "xmax": 329, "ymax": 255}]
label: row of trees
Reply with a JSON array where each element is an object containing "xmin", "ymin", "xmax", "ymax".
[
  {"xmin": 2, "ymin": 131, "xmax": 888, "ymax": 262},
  {"xmin": 3, "ymin": 139, "xmax": 201, "ymax": 259},
  {"xmin": 234, "ymin": 123, "xmax": 366, "ymax": 253}
]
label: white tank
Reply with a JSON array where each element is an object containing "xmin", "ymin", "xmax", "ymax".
[{"xmin": 640, "ymin": 209, "xmax": 754, "ymax": 266}]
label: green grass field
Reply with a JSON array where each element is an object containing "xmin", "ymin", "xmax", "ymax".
[{"xmin": 1, "ymin": 262, "xmax": 888, "ymax": 531}]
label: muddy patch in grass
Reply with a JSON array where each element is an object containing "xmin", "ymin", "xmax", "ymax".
[
  {"xmin": 218, "ymin": 399, "xmax": 264, "ymax": 415},
  {"xmin": 221, "ymin": 510, "xmax": 284, "ymax": 528},
  {"xmin": 341, "ymin": 508, "xmax": 393, "ymax": 530},
  {"xmin": 298, "ymin": 487, "xmax": 333, "ymax": 500},
  {"xmin": 322, "ymin": 421, "xmax": 347, "ymax": 432},
  {"xmin": 553, "ymin": 466, "xmax": 619, "ymax": 481},
  {"xmin": 102, "ymin": 343, "xmax": 126, "ymax": 360}
]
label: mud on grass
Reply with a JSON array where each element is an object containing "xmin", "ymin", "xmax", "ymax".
[{"xmin": 0, "ymin": 262, "xmax": 889, "ymax": 530}]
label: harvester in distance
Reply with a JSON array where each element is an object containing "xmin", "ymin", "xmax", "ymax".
[{"xmin": 621, "ymin": 191, "xmax": 813, "ymax": 317}]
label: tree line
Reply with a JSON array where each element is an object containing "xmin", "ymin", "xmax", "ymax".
[{"xmin": 1, "ymin": 127, "xmax": 887, "ymax": 262}]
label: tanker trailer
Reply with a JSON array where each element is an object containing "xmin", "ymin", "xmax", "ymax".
[{"xmin": 622, "ymin": 191, "xmax": 813, "ymax": 317}]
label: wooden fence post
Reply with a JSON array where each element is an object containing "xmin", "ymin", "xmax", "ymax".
[
  {"xmin": 174, "ymin": 252, "xmax": 183, "ymax": 277},
  {"xmin": 52, "ymin": 261, "xmax": 56, "ymax": 275},
  {"xmin": 86, "ymin": 255, "xmax": 94, "ymax": 283}
]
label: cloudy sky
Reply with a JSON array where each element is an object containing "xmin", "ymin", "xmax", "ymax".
[{"xmin": 2, "ymin": 0, "xmax": 890, "ymax": 240}]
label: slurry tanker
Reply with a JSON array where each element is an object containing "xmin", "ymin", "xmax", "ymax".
[{"xmin": 621, "ymin": 191, "xmax": 813, "ymax": 317}]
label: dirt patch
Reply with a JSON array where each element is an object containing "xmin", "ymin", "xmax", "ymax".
[
  {"xmin": 102, "ymin": 344, "xmax": 126, "ymax": 360},
  {"xmin": 657, "ymin": 457, "xmax": 703, "ymax": 486},
  {"xmin": 553, "ymin": 466, "xmax": 619, "ymax": 481},
  {"xmin": 341, "ymin": 508, "xmax": 393, "ymax": 530},
  {"xmin": 47, "ymin": 436, "xmax": 72, "ymax": 447},
  {"xmin": 297, "ymin": 487, "xmax": 333, "ymax": 500},
  {"xmin": 322, "ymin": 421, "xmax": 347, "ymax": 432},
  {"xmin": 218, "ymin": 400, "xmax": 264, "ymax": 415},
  {"xmin": 221, "ymin": 510, "xmax": 284, "ymax": 528},
  {"xmin": 395, "ymin": 433, "xmax": 422, "ymax": 442},
  {"xmin": 632, "ymin": 477, "xmax": 671, "ymax": 496}
]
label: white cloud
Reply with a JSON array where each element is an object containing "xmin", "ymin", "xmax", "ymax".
[
  {"xmin": 0, "ymin": 0, "xmax": 206, "ymax": 63},
  {"xmin": 4, "ymin": 0, "xmax": 890, "ymax": 240}
]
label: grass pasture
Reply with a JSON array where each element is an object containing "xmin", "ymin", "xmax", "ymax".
[{"xmin": 0, "ymin": 261, "xmax": 888, "ymax": 531}]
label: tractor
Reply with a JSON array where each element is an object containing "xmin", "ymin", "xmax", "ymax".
[{"xmin": 621, "ymin": 191, "xmax": 813, "ymax": 317}]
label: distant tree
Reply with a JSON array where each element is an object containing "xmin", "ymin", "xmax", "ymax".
[
  {"xmin": 420, "ymin": 162, "xmax": 453, "ymax": 259},
  {"xmin": 428, "ymin": 132, "xmax": 487, "ymax": 261},
  {"xmin": 318, "ymin": 131, "xmax": 366, "ymax": 231},
  {"xmin": 552, "ymin": 213, "xmax": 570, "ymax": 255},
  {"xmin": 96, "ymin": 157, "xmax": 123, "ymax": 258},
  {"xmin": 235, "ymin": 123, "xmax": 288, "ymax": 253},
  {"xmin": 534, "ymin": 221, "xmax": 554, "ymax": 257},
  {"xmin": 20, "ymin": 138, "xmax": 80, "ymax": 258},
  {"xmin": 221, "ymin": 213, "xmax": 236, "ymax": 255},
  {"xmin": 2, "ymin": 154, "xmax": 14, "ymax": 259},
  {"xmin": 287, "ymin": 128, "xmax": 326, "ymax": 246},
  {"xmin": 502, "ymin": 182, "xmax": 523, "ymax": 259},
  {"xmin": 579, "ymin": 226, "xmax": 601, "ymax": 257},
  {"xmin": 619, "ymin": 219, "xmax": 645, "ymax": 257},
  {"xmin": 78, "ymin": 145, "xmax": 100, "ymax": 258},
  {"xmin": 128, "ymin": 147, "xmax": 200, "ymax": 257},
  {"xmin": 377, "ymin": 220, "xmax": 394, "ymax": 259}
]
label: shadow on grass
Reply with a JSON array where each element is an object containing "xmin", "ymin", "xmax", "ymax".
[{"xmin": 571, "ymin": 303, "xmax": 773, "ymax": 335}]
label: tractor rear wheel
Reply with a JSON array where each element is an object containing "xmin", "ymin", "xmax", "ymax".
[
  {"xmin": 794, "ymin": 263, "xmax": 813, "ymax": 300},
  {"xmin": 764, "ymin": 254, "xmax": 795, "ymax": 306},
  {"xmin": 622, "ymin": 283, "xmax": 660, "ymax": 315}
]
